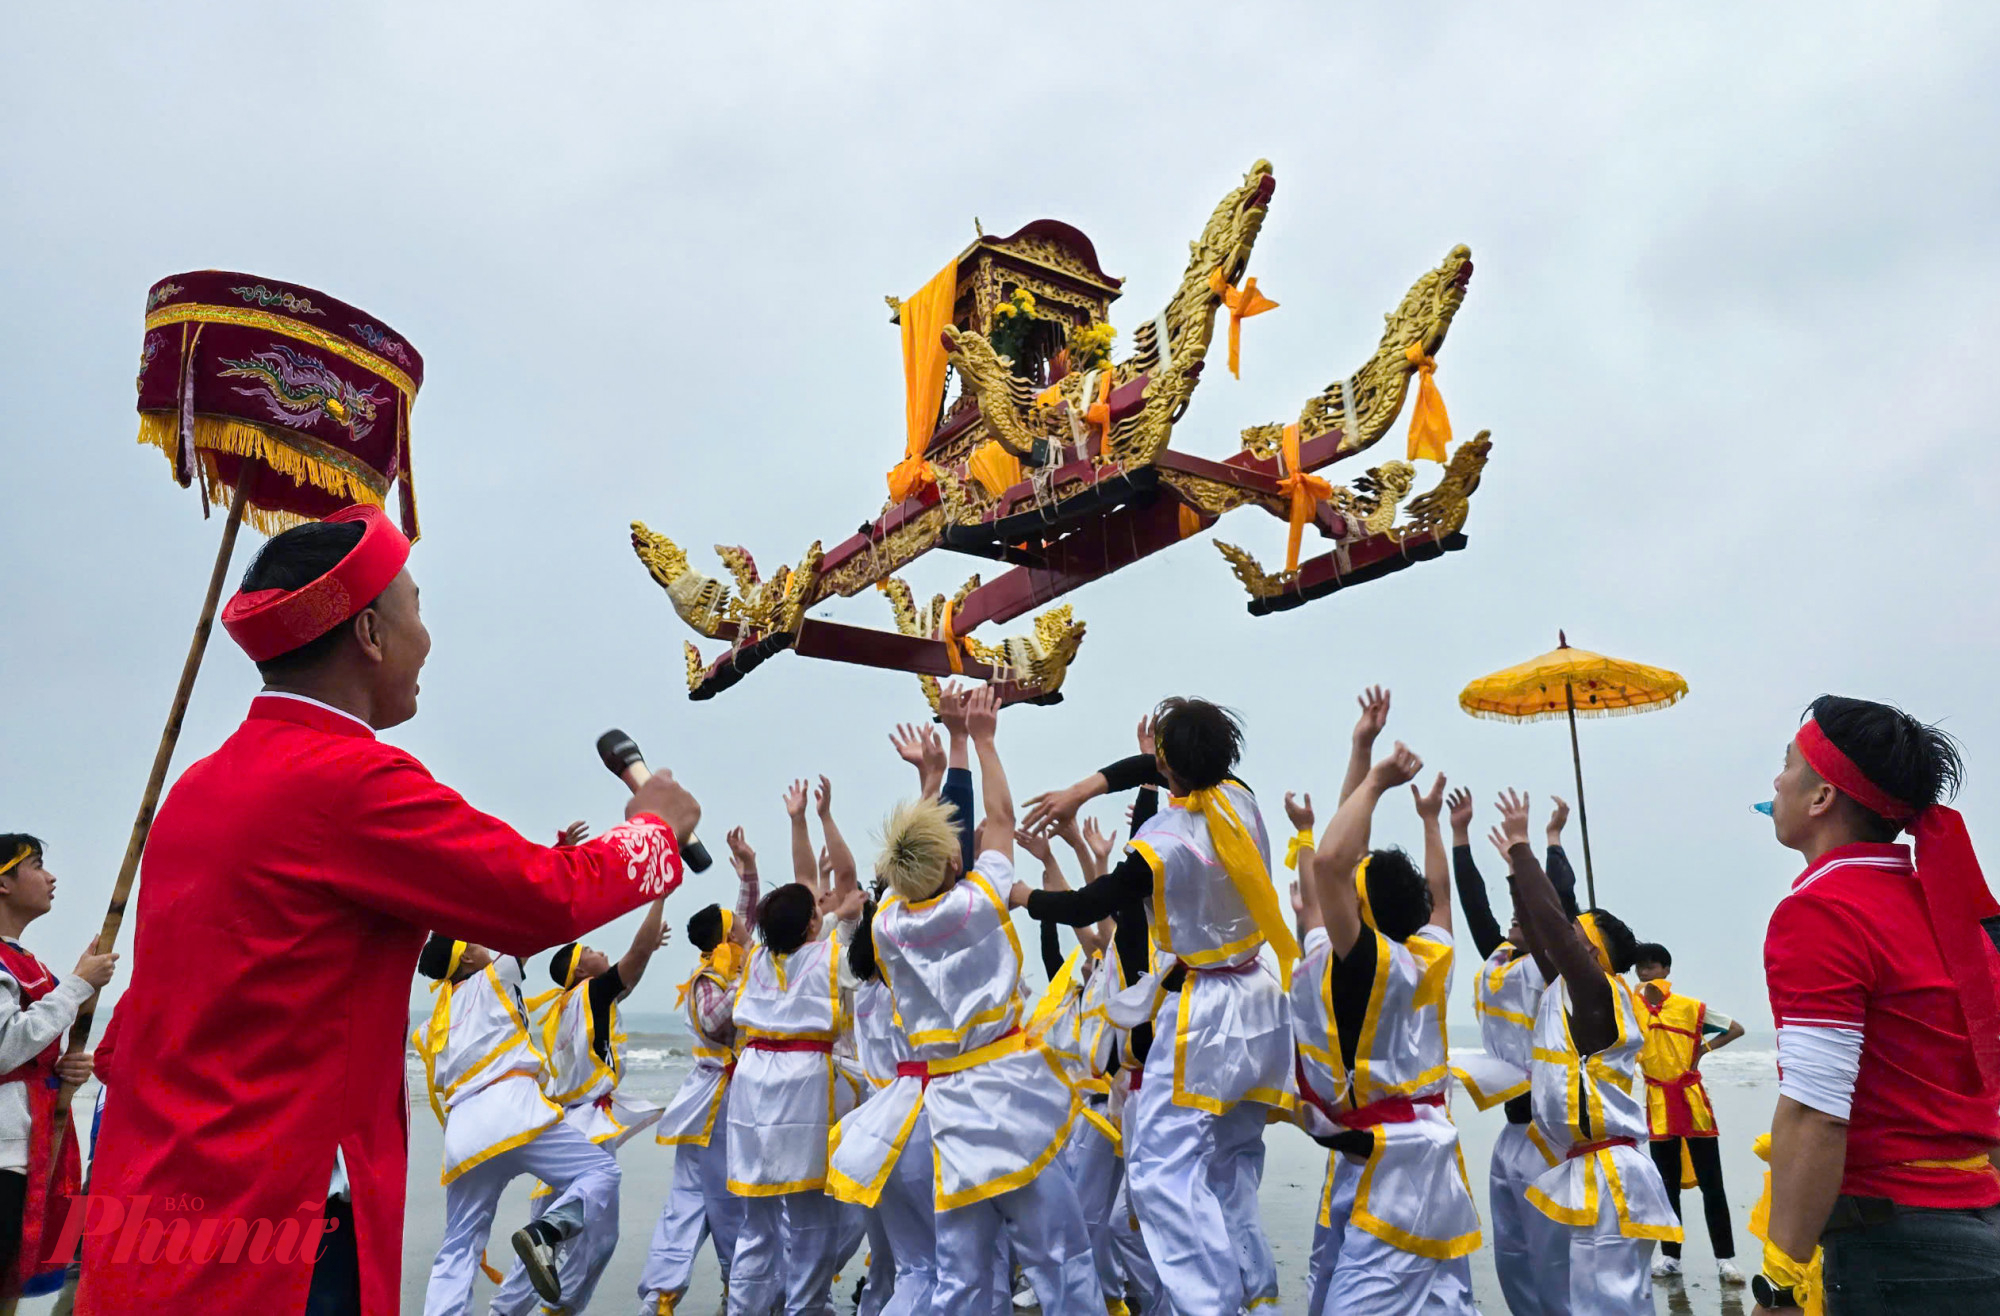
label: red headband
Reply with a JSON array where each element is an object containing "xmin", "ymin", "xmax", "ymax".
[
  {"xmin": 221, "ymin": 504, "xmax": 410, "ymax": 661},
  {"xmin": 1794, "ymin": 718, "xmax": 1920, "ymax": 824}
]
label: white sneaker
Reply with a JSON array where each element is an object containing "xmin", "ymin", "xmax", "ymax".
[
  {"xmin": 1718, "ymin": 1259, "xmax": 1747, "ymax": 1286},
  {"xmin": 1011, "ymin": 1283, "xmax": 1037, "ymax": 1309},
  {"xmin": 1651, "ymin": 1255, "xmax": 1682, "ymax": 1279}
]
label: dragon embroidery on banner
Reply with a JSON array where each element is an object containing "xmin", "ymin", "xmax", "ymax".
[
  {"xmin": 628, "ymin": 160, "xmax": 1492, "ymax": 708},
  {"xmin": 219, "ymin": 345, "xmax": 389, "ymax": 439}
]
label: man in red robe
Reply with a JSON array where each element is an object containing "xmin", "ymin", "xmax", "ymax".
[{"xmin": 74, "ymin": 504, "xmax": 703, "ymax": 1316}]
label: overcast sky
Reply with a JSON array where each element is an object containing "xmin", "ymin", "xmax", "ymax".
[{"xmin": 5, "ymin": 3, "xmax": 1998, "ymax": 1030}]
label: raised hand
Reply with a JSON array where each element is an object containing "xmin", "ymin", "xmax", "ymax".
[
  {"xmin": 1289, "ymin": 880, "xmax": 1305, "ymax": 919},
  {"xmin": 919, "ymin": 725, "xmax": 946, "ymax": 780},
  {"xmin": 1016, "ymin": 827, "xmax": 1053, "ymax": 862},
  {"xmin": 1284, "ymin": 790, "xmax": 1315, "ymax": 833},
  {"xmin": 890, "ymin": 723, "xmax": 928, "ymax": 770},
  {"xmin": 657, "ymin": 924, "xmax": 674, "ymax": 949},
  {"xmin": 1446, "ymin": 787, "xmax": 1474, "ymax": 836},
  {"xmin": 1352, "ymin": 685, "xmax": 1391, "ymax": 748},
  {"xmin": 1366, "ymin": 742, "xmax": 1423, "ymax": 793},
  {"xmin": 827, "ymin": 884, "xmax": 865, "ymax": 923},
  {"xmin": 726, "ymin": 826, "xmax": 756, "ymax": 876},
  {"xmin": 1411, "ymin": 773, "xmax": 1448, "ymax": 822},
  {"xmin": 1546, "ymin": 795, "xmax": 1571, "ymax": 841},
  {"xmin": 1082, "ymin": 818, "xmax": 1117, "ymax": 866},
  {"xmin": 937, "ymin": 683, "xmax": 969, "ymax": 737},
  {"xmin": 1023, "ymin": 782, "xmax": 1088, "ymax": 834},
  {"xmin": 783, "ymin": 779, "xmax": 809, "ymax": 820},
  {"xmin": 1136, "ymin": 713, "xmax": 1157, "ymax": 756},
  {"xmin": 1494, "ymin": 788, "xmax": 1533, "ymax": 848},
  {"xmin": 964, "ymin": 685, "xmax": 1000, "ymax": 742},
  {"xmin": 814, "ymin": 774, "xmax": 834, "ymax": 819},
  {"xmin": 556, "ymin": 820, "xmax": 591, "ymax": 848}
]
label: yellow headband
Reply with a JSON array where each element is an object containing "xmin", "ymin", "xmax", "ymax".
[
  {"xmin": 1353, "ymin": 855, "xmax": 1377, "ymax": 931},
  {"xmin": 1577, "ymin": 913, "xmax": 1613, "ymax": 974},
  {"xmin": 0, "ymin": 843, "xmax": 33, "ymax": 879},
  {"xmin": 443, "ymin": 939, "xmax": 467, "ymax": 983},
  {"xmin": 677, "ymin": 908, "xmax": 747, "ymax": 1006},
  {"xmin": 564, "ymin": 946, "xmax": 586, "ymax": 990}
]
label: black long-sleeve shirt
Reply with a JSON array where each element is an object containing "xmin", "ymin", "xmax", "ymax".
[{"xmin": 1452, "ymin": 843, "xmax": 1580, "ymax": 962}]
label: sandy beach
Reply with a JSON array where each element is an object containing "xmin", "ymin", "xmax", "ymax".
[{"xmin": 383, "ymin": 1022, "xmax": 1776, "ymax": 1316}]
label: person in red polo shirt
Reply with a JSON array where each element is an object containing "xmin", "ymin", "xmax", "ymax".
[{"xmin": 1757, "ymin": 695, "xmax": 2000, "ymax": 1315}]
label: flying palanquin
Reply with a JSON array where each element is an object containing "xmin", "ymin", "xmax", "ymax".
[{"xmin": 631, "ymin": 160, "xmax": 1490, "ymax": 708}]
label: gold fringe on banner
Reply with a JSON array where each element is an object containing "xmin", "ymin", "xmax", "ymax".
[{"xmin": 137, "ymin": 411, "xmax": 389, "ymax": 533}]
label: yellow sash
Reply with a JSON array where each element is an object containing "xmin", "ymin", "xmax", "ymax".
[{"xmin": 1176, "ymin": 787, "xmax": 1299, "ymax": 986}]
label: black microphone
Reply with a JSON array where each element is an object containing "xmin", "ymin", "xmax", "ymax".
[{"xmin": 596, "ymin": 729, "xmax": 712, "ymax": 873}]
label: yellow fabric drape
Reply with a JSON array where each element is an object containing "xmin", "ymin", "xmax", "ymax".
[
  {"xmin": 1027, "ymin": 948, "xmax": 1084, "ymax": 1043},
  {"xmin": 938, "ymin": 599, "xmax": 965, "ymax": 675},
  {"xmin": 887, "ymin": 260, "xmax": 959, "ymax": 503},
  {"xmin": 1207, "ymin": 268, "xmax": 1277, "ymax": 379},
  {"xmin": 677, "ymin": 909, "xmax": 745, "ymax": 1006},
  {"xmin": 1276, "ymin": 423, "xmax": 1333, "ymax": 572},
  {"xmin": 1403, "ymin": 342, "xmax": 1452, "ymax": 463},
  {"xmin": 414, "ymin": 940, "xmax": 468, "ymax": 1124},
  {"xmin": 1283, "ymin": 829, "xmax": 1314, "ymax": 872},
  {"xmin": 967, "ymin": 441, "xmax": 1023, "ymax": 498},
  {"xmin": 1084, "ymin": 367, "xmax": 1115, "ymax": 440},
  {"xmin": 1182, "ymin": 787, "xmax": 1300, "ymax": 986}
]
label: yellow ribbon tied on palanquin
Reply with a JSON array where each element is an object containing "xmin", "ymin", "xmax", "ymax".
[
  {"xmin": 1276, "ymin": 423, "xmax": 1333, "ymax": 572},
  {"xmin": 887, "ymin": 259, "xmax": 960, "ymax": 503},
  {"xmin": 676, "ymin": 909, "xmax": 746, "ymax": 1006},
  {"xmin": 1084, "ymin": 367, "xmax": 1115, "ymax": 441},
  {"xmin": 1207, "ymin": 267, "xmax": 1277, "ymax": 379},
  {"xmin": 938, "ymin": 598, "xmax": 966, "ymax": 675},
  {"xmin": 1403, "ymin": 341, "xmax": 1452, "ymax": 463},
  {"xmin": 1182, "ymin": 786, "xmax": 1300, "ymax": 986},
  {"xmin": 967, "ymin": 441, "xmax": 1023, "ymax": 499}
]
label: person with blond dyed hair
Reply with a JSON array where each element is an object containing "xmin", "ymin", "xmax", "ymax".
[{"xmin": 827, "ymin": 687, "xmax": 1099, "ymax": 1314}]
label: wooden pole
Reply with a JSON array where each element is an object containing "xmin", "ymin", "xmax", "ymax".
[
  {"xmin": 50, "ymin": 468, "xmax": 255, "ymax": 1134},
  {"xmin": 30, "ymin": 471, "xmax": 252, "ymax": 1316},
  {"xmin": 1564, "ymin": 680, "xmax": 1597, "ymax": 909}
]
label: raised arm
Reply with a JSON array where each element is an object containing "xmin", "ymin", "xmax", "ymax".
[
  {"xmin": 891, "ymin": 723, "xmax": 946, "ymax": 800},
  {"xmin": 1412, "ymin": 773, "xmax": 1453, "ymax": 936},
  {"xmin": 1285, "ymin": 791, "xmax": 1323, "ymax": 937},
  {"xmin": 1314, "ymin": 743, "xmax": 1423, "ymax": 957},
  {"xmin": 336, "ymin": 748, "xmax": 698, "ymax": 956},
  {"xmin": 1448, "ymin": 788, "xmax": 1504, "ymax": 959},
  {"xmin": 1339, "ymin": 686, "xmax": 1391, "ymax": 805},
  {"xmin": 1545, "ymin": 796, "xmax": 1580, "ymax": 918},
  {"xmin": 614, "ymin": 896, "xmax": 669, "ymax": 991},
  {"xmin": 1493, "ymin": 789, "xmax": 1614, "ymax": 1054},
  {"xmin": 725, "ymin": 827, "xmax": 759, "ymax": 945},
  {"xmin": 1022, "ymin": 714, "xmax": 1166, "ymax": 832},
  {"xmin": 965, "ymin": 686, "xmax": 1014, "ymax": 861},
  {"xmin": 784, "ymin": 779, "xmax": 815, "ymax": 889},
  {"xmin": 814, "ymin": 775, "xmax": 858, "ymax": 896}
]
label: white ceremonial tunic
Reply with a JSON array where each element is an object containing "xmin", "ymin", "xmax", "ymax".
[
  {"xmin": 417, "ymin": 958, "xmax": 560, "ymax": 1185},
  {"xmin": 1127, "ymin": 784, "xmax": 1296, "ymax": 1115},
  {"xmin": 1294, "ymin": 923, "xmax": 1479, "ymax": 1316},
  {"xmin": 533, "ymin": 980, "xmax": 662, "ymax": 1148},
  {"xmin": 830, "ymin": 856, "xmax": 1077, "ymax": 1209},
  {"xmin": 1528, "ymin": 974, "xmax": 1681, "ymax": 1316},
  {"xmin": 727, "ymin": 936, "xmax": 842, "ymax": 1195},
  {"xmin": 1457, "ymin": 944, "xmax": 1567, "ymax": 1316},
  {"xmin": 656, "ymin": 965, "xmax": 738, "ymax": 1148}
]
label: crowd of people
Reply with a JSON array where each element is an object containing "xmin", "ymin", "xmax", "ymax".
[
  {"xmin": 395, "ymin": 678, "xmax": 1771, "ymax": 1316},
  {"xmin": 0, "ymin": 508, "xmax": 1991, "ymax": 1316}
]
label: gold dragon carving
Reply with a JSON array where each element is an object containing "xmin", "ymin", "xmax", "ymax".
[
  {"xmin": 878, "ymin": 576, "xmax": 1087, "ymax": 707},
  {"xmin": 631, "ymin": 523, "xmax": 823, "ymax": 637}
]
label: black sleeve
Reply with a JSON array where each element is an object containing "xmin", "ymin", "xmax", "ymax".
[
  {"xmin": 1040, "ymin": 916, "xmax": 1065, "ymax": 980},
  {"xmin": 1025, "ymin": 851, "xmax": 1153, "ymax": 927},
  {"xmin": 1547, "ymin": 845, "xmax": 1581, "ymax": 918},
  {"xmin": 1131, "ymin": 786, "xmax": 1159, "ymax": 831},
  {"xmin": 1099, "ymin": 755, "xmax": 1168, "ymax": 794},
  {"xmin": 587, "ymin": 966, "xmax": 625, "ymax": 1064},
  {"xmin": 1453, "ymin": 845, "xmax": 1505, "ymax": 961},
  {"xmin": 942, "ymin": 768, "xmax": 976, "ymax": 872},
  {"xmin": 1112, "ymin": 904, "xmax": 1149, "ymax": 989}
]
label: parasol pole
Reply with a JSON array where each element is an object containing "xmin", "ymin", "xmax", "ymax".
[
  {"xmin": 1563, "ymin": 678, "xmax": 1597, "ymax": 909},
  {"xmin": 50, "ymin": 465, "xmax": 255, "ymax": 1144}
]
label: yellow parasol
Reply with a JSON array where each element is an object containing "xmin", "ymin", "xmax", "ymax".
[{"xmin": 1459, "ymin": 631, "xmax": 1687, "ymax": 906}]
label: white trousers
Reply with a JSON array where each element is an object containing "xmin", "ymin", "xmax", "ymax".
[
  {"xmin": 1489, "ymin": 1121, "xmax": 1569, "ymax": 1316},
  {"xmin": 1566, "ymin": 1185, "xmax": 1656, "ymax": 1316},
  {"xmin": 1059, "ymin": 1113, "xmax": 1126, "ymax": 1305},
  {"xmin": 1107, "ymin": 1171, "xmax": 1165, "ymax": 1315},
  {"xmin": 727, "ymin": 1189, "xmax": 843, "ymax": 1316},
  {"xmin": 1310, "ymin": 1155, "xmax": 1476, "ymax": 1316},
  {"xmin": 862, "ymin": 1114, "xmax": 937, "ymax": 1316},
  {"xmin": 933, "ymin": 1163, "xmax": 1100, "ymax": 1315},
  {"xmin": 1125, "ymin": 1068, "xmax": 1280, "ymax": 1316},
  {"xmin": 423, "ymin": 1120, "xmax": 621, "ymax": 1316},
  {"xmin": 637, "ymin": 1127, "xmax": 747, "ymax": 1313}
]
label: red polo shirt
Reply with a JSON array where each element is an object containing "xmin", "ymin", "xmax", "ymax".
[{"xmin": 1765, "ymin": 842, "xmax": 2000, "ymax": 1208}]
